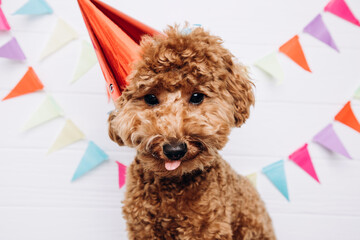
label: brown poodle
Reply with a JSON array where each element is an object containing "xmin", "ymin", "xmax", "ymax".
[{"xmin": 108, "ymin": 26, "xmax": 276, "ymax": 240}]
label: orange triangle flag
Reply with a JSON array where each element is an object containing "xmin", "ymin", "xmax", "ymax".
[
  {"xmin": 279, "ymin": 35, "xmax": 311, "ymax": 72},
  {"xmin": 335, "ymin": 101, "xmax": 360, "ymax": 133},
  {"xmin": 77, "ymin": 0, "xmax": 161, "ymax": 101},
  {"xmin": 2, "ymin": 67, "xmax": 44, "ymax": 101}
]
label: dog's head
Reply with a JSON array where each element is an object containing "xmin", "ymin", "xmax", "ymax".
[{"xmin": 108, "ymin": 26, "xmax": 254, "ymax": 177}]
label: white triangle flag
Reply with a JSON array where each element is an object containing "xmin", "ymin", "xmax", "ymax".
[
  {"xmin": 40, "ymin": 18, "xmax": 78, "ymax": 60},
  {"xmin": 22, "ymin": 95, "xmax": 64, "ymax": 131},
  {"xmin": 71, "ymin": 40, "xmax": 97, "ymax": 83}
]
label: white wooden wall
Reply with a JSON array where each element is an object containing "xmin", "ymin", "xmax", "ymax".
[{"xmin": 1, "ymin": 0, "xmax": 360, "ymax": 239}]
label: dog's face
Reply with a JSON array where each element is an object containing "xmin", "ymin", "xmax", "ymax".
[{"xmin": 108, "ymin": 26, "xmax": 254, "ymax": 177}]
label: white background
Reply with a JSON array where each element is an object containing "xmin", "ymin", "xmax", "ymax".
[{"xmin": 1, "ymin": 0, "xmax": 360, "ymax": 239}]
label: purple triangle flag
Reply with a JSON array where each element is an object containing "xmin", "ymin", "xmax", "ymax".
[
  {"xmin": 303, "ymin": 14, "xmax": 339, "ymax": 52},
  {"xmin": 313, "ymin": 124, "xmax": 351, "ymax": 159},
  {"xmin": 0, "ymin": 37, "xmax": 26, "ymax": 60}
]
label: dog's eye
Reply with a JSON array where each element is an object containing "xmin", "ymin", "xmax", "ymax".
[
  {"xmin": 189, "ymin": 93, "xmax": 204, "ymax": 105},
  {"xmin": 144, "ymin": 94, "xmax": 159, "ymax": 106}
]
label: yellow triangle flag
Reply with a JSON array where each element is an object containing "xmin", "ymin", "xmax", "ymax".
[
  {"xmin": 47, "ymin": 119, "xmax": 85, "ymax": 154},
  {"xmin": 71, "ymin": 40, "xmax": 98, "ymax": 83},
  {"xmin": 246, "ymin": 172, "xmax": 257, "ymax": 187},
  {"xmin": 254, "ymin": 52, "xmax": 284, "ymax": 83},
  {"xmin": 40, "ymin": 18, "xmax": 78, "ymax": 60},
  {"xmin": 21, "ymin": 95, "xmax": 64, "ymax": 131}
]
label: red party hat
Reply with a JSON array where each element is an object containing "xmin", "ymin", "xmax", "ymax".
[{"xmin": 77, "ymin": 0, "xmax": 161, "ymax": 101}]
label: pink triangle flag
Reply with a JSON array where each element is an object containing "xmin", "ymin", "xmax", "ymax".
[
  {"xmin": 303, "ymin": 14, "xmax": 339, "ymax": 52},
  {"xmin": 289, "ymin": 144, "xmax": 320, "ymax": 183},
  {"xmin": 116, "ymin": 161, "xmax": 127, "ymax": 189},
  {"xmin": 0, "ymin": 37, "xmax": 26, "ymax": 60},
  {"xmin": 0, "ymin": 7, "xmax": 10, "ymax": 31},
  {"xmin": 313, "ymin": 124, "xmax": 351, "ymax": 159},
  {"xmin": 324, "ymin": 0, "xmax": 360, "ymax": 27}
]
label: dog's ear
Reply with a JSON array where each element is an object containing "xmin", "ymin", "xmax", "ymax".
[
  {"xmin": 223, "ymin": 55, "xmax": 255, "ymax": 127},
  {"xmin": 108, "ymin": 111, "xmax": 124, "ymax": 146}
]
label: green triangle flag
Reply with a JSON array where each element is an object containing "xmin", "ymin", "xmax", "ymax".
[
  {"xmin": 354, "ymin": 86, "xmax": 360, "ymax": 99},
  {"xmin": 47, "ymin": 119, "xmax": 85, "ymax": 154},
  {"xmin": 21, "ymin": 95, "xmax": 64, "ymax": 131},
  {"xmin": 71, "ymin": 141, "xmax": 108, "ymax": 181},
  {"xmin": 40, "ymin": 18, "xmax": 78, "ymax": 60},
  {"xmin": 71, "ymin": 40, "xmax": 98, "ymax": 83},
  {"xmin": 254, "ymin": 52, "xmax": 284, "ymax": 83}
]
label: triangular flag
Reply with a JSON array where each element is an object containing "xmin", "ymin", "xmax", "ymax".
[
  {"xmin": 254, "ymin": 52, "xmax": 284, "ymax": 83},
  {"xmin": 354, "ymin": 86, "xmax": 360, "ymax": 99},
  {"xmin": 71, "ymin": 40, "xmax": 98, "ymax": 83},
  {"xmin": 262, "ymin": 160, "xmax": 289, "ymax": 201},
  {"xmin": 21, "ymin": 95, "xmax": 64, "ymax": 131},
  {"xmin": 13, "ymin": 0, "xmax": 53, "ymax": 15},
  {"xmin": 116, "ymin": 161, "xmax": 127, "ymax": 188},
  {"xmin": 313, "ymin": 124, "xmax": 351, "ymax": 159},
  {"xmin": 279, "ymin": 35, "xmax": 311, "ymax": 72},
  {"xmin": 0, "ymin": 7, "xmax": 10, "ymax": 31},
  {"xmin": 289, "ymin": 144, "xmax": 320, "ymax": 183},
  {"xmin": 72, "ymin": 141, "xmax": 108, "ymax": 181},
  {"xmin": 39, "ymin": 18, "xmax": 78, "ymax": 60},
  {"xmin": 324, "ymin": 0, "xmax": 360, "ymax": 27},
  {"xmin": 47, "ymin": 119, "xmax": 85, "ymax": 154},
  {"xmin": 335, "ymin": 101, "xmax": 360, "ymax": 133},
  {"xmin": 246, "ymin": 172, "xmax": 257, "ymax": 187},
  {"xmin": 77, "ymin": 0, "xmax": 161, "ymax": 101},
  {"xmin": 0, "ymin": 37, "xmax": 26, "ymax": 60},
  {"xmin": 303, "ymin": 14, "xmax": 339, "ymax": 52},
  {"xmin": 2, "ymin": 67, "xmax": 43, "ymax": 101}
]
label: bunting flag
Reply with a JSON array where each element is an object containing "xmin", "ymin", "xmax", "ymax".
[
  {"xmin": 324, "ymin": 0, "xmax": 360, "ymax": 27},
  {"xmin": 72, "ymin": 141, "xmax": 108, "ymax": 181},
  {"xmin": 262, "ymin": 160, "xmax": 289, "ymax": 201},
  {"xmin": 0, "ymin": 37, "xmax": 26, "ymax": 60},
  {"xmin": 246, "ymin": 172, "xmax": 257, "ymax": 187},
  {"xmin": 303, "ymin": 14, "xmax": 339, "ymax": 52},
  {"xmin": 116, "ymin": 161, "xmax": 127, "ymax": 188},
  {"xmin": 21, "ymin": 95, "xmax": 64, "ymax": 131},
  {"xmin": 354, "ymin": 86, "xmax": 360, "ymax": 99},
  {"xmin": 254, "ymin": 52, "xmax": 284, "ymax": 83},
  {"xmin": 313, "ymin": 124, "xmax": 351, "ymax": 158},
  {"xmin": 47, "ymin": 119, "xmax": 85, "ymax": 154},
  {"xmin": 71, "ymin": 40, "xmax": 98, "ymax": 83},
  {"xmin": 0, "ymin": 7, "xmax": 10, "ymax": 31},
  {"xmin": 335, "ymin": 101, "xmax": 360, "ymax": 133},
  {"xmin": 39, "ymin": 18, "xmax": 78, "ymax": 60},
  {"xmin": 289, "ymin": 144, "xmax": 320, "ymax": 183},
  {"xmin": 2, "ymin": 67, "xmax": 43, "ymax": 101},
  {"xmin": 13, "ymin": 0, "xmax": 53, "ymax": 15},
  {"xmin": 279, "ymin": 35, "xmax": 311, "ymax": 72}
]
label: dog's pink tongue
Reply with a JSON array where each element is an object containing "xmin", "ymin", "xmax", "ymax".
[{"xmin": 165, "ymin": 160, "xmax": 181, "ymax": 171}]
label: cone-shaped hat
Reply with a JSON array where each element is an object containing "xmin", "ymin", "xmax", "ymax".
[{"xmin": 77, "ymin": 0, "xmax": 161, "ymax": 101}]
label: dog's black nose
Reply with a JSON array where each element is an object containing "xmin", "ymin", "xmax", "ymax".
[{"xmin": 163, "ymin": 142, "xmax": 187, "ymax": 160}]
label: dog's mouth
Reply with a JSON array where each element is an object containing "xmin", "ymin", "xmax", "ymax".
[{"xmin": 147, "ymin": 137, "xmax": 205, "ymax": 172}]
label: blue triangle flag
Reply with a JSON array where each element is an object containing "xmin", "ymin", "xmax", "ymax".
[
  {"xmin": 262, "ymin": 160, "xmax": 289, "ymax": 201},
  {"xmin": 71, "ymin": 141, "xmax": 108, "ymax": 181},
  {"xmin": 13, "ymin": 0, "xmax": 53, "ymax": 15}
]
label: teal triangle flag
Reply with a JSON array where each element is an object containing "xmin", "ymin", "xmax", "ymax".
[
  {"xmin": 71, "ymin": 141, "xmax": 108, "ymax": 181},
  {"xmin": 262, "ymin": 160, "xmax": 289, "ymax": 201},
  {"xmin": 13, "ymin": 0, "xmax": 53, "ymax": 15}
]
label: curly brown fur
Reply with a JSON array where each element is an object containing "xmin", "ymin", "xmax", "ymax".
[{"xmin": 108, "ymin": 25, "xmax": 276, "ymax": 239}]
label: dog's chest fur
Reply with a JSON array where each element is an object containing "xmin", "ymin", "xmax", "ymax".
[{"xmin": 123, "ymin": 157, "xmax": 238, "ymax": 239}]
